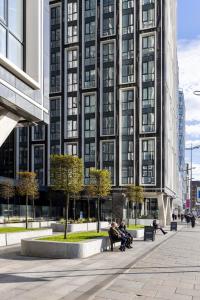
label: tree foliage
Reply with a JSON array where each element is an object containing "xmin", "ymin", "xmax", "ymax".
[
  {"xmin": 0, "ymin": 179, "xmax": 15, "ymax": 220},
  {"xmin": 17, "ymin": 172, "xmax": 38, "ymax": 228},
  {"xmin": 50, "ymin": 154, "xmax": 83, "ymax": 238}
]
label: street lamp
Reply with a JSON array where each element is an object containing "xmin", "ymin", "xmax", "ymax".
[{"xmin": 185, "ymin": 144, "xmax": 200, "ymax": 210}]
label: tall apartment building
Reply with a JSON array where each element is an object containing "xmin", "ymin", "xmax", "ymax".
[
  {"xmin": 0, "ymin": 0, "xmax": 49, "ymax": 147},
  {"xmin": 1, "ymin": 0, "xmax": 178, "ymax": 225},
  {"xmin": 176, "ymin": 89, "xmax": 186, "ymax": 207}
]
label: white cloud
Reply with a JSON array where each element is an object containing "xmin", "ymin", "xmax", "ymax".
[
  {"xmin": 186, "ymin": 123, "xmax": 200, "ymax": 138},
  {"xmin": 178, "ymin": 38, "xmax": 200, "ymax": 122}
]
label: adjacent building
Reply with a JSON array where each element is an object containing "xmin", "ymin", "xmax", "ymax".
[{"xmin": 0, "ymin": 0, "xmax": 178, "ymax": 226}]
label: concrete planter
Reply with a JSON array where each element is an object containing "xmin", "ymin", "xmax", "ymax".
[
  {"xmin": 129, "ymin": 219, "xmax": 153, "ymax": 226},
  {"xmin": 127, "ymin": 229, "xmax": 144, "ymax": 238},
  {"xmin": 21, "ymin": 236, "xmax": 112, "ymax": 259},
  {"xmin": 0, "ymin": 229, "xmax": 52, "ymax": 247},
  {"xmin": 0, "ymin": 221, "xmax": 57, "ymax": 229},
  {"xmin": 51, "ymin": 222, "xmax": 109, "ymax": 233}
]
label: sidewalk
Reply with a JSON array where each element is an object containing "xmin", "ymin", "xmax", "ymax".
[{"xmin": 0, "ymin": 225, "xmax": 179, "ymax": 300}]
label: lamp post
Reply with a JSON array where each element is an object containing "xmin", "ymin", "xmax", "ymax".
[{"xmin": 185, "ymin": 144, "xmax": 200, "ymax": 210}]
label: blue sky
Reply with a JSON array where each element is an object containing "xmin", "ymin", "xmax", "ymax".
[
  {"xmin": 178, "ymin": 0, "xmax": 200, "ymax": 40},
  {"xmin": 178, "ymin": 0, "xmax": 200, "ymax": 180}
]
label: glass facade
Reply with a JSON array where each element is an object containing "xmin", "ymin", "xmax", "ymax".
[
  {"xmin": 32, "ymin": 145, "xmax": 45, "ymax": 186},
  {"xmin": 121, "ymin": 0, "xmax": 135, "ymax": 83},
  {"xmin": 65, "ymin": 47, "xmax": 78, "ymax": 138},
  {"xmin": 101, "ymin": 42, "xmax": 115, "ymax": 136},
  {"xmin": 83, "ymin": 93, "xmax": 96, "ymax": 184},
  {"xmin": 18, "ymin": 127, "xmax": 28, "ymax": 172},
  {"xmin": 83, "ymin": 0, "xmax": 96, "ymax": 89},
  {"xmin": 141, "ymin": 139, "xmax": 155, "ymax": 184},
  {"xmin": 101, "ymin": 0, "xmax": 115, "ymax": 37},
  {"xmin": 141, "ymin": 34, "xmax": 155, "ymax": 133},
  {"xmin": 50, "ymin": 98, "xmax": 61, "ymax": 155},
  {"xmin": 141, "ymin": 0, "xmax": 156, "ymax": 29},
  {"xmin": 120, "ymin": 89, "xmax": 134, "ymax": 184},
  {"xmin": 102, "ymin": 141, "xmax": 115, "ymax": 184},
  {"xmin": 0, "ymin": 0, "xmax": 24, "ymax": 69},
  {"xmin": 50, "ymin": 4, "xmax": 61, "ymax": 93}
]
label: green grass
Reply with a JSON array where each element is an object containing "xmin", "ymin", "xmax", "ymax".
[
  {"xmin": 0, "ymin": 227, "xmax": 44, "ymax": 233},
  {"xmin": 127, "ymin": 225, "xmax": 144, "ymax": 230},
  {"xmin": 39, "ymin": 231, "xmax": 108, "ymax": 243}
]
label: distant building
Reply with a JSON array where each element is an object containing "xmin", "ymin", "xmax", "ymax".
[{"xmin": 191, "ymin": 181, "xmax": 200, "ymax": 209}]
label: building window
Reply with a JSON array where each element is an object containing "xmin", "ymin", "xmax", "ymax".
[
  {"xmin": 141, "ymin": 139, "xmax": 155, "ymax": 184},
  {"xmin": 85, "ymin": 20, "xmax": 96, "ymax": 41},
  {"xmin": 85, "ymin": 45, "xmax": 95, "ymax": 66},
  {"xmin": 102, "ymin": 0, "xmax": 115, "ymax": 36},
  {"xmin": 142, "ymin": 87, "xmax": 155, "ymax": 108},
  {"xmin": 84, "ymin": 94, "xmax": 96, "ymax": 114},
  {"xmin": 65, "ymin": 143, "xmax": 78, "ymax": 156},
  {"xmin": 67, "ymin": 96, "xmax": 78, "ymax": 116},
  {"xmin": 122, "ymin": 64, "xmax": 134, "ymax": 84},
  {"xmin": 85, "ymin": 69, "xmax": 96, "ymax": 88},
  {"xmin": 32, "ymin": 125, "xmax": 45, "ymax": 141},
  {"xmin": 0, "ymin": 0, "xmax": 24, "ymax": 69},
  {"xmin": 122, "ymin": 39, "xmax": 134, "ymax": 60},
  {"xmin": 102, "ymin": 141, "xmax": 115, "ymax": 184},
  {"xmin": 103, "ymin": 117, "xmax": 114, "ymax": 135},
  {"xmin": 67, "ymin": 72, "xmax": 78, "ymax": 92},
  {"xmin": 67, "ymin": 1, "xmax": 77, "ymax": 21},
  {"xmin": 85, "ymin": 142, "xmax": 95, "ymax": 162},
  {"xmin": 122, "ymin": 90, "xmax": 134, "ymax": 111},
  {"xmin": 142, "ymin": 112, "xmax": 155, "ymax": 132},
  {"xmin": 103, "ymin": 67, "xmax": 114, "ymax": 87},
  {"xmin": 85, "ymin": 0, "xmax": 96, "ymax": 17},
  {"xmin": 141, "ymin": 0, "xmax": 155, "ymax": 29},
  {"xmin": 67, "ymin": 49, "xmax": 78, "ymax": 68},
  {"xmin": 50, "ymin": 122, "xmax": 60, "ymax": 141},
  {"xmin": 122, "ymin": 13, "xmax": 134, "ymax": 34},
  {"xmin": 142, "ymin": 35, "xmax": 155, "ymax": 54},
  {"xmin": 103, "ymin": 92, "xmax": 114, "ymax": 112},
  {"xmin": 33, "ymin": 145, "xmax": 45, "ymax": 186},
  {"xmin": 103, "ymin": 43, "xmax": 114, "ymax": 62},
  {"xmin": 67, "ymin": 120, "xmax": 78, "ymax": 138},
  {"xmin": 51, "ymin": 5, "xmax": 60, "ymax": 25},
  {"xmin": 85, "ymin": 118, "xmax": 95, "ymax": 138},
  {"xmin": 142, "ymin": 61, "xmax": 155, "ymax": 82},
  {"xmin": 67, "ymin": 25, "xmax": 78, "ymax": 43},
  {"xmin": 50, "ymin": 98, "xmax": 60, "ymax": 118},
  {"xmin": 51, "ymin": 28, "xmax": 60, "ymax": 49},
  {"xmin": 122, "ymin": 0, "xmax": 134, "ymax": 9}
]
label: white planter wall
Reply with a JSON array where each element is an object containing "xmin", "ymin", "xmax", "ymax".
[
  {"xmin": 51, "ymin": 222, "xmax": 109, "ymax": 233},
  {"xmin": 21, "ymin": 236, "xmax": 114, "ymax": 259},
  {"xmin": 127, "ymin": 229, "xmax": 144, "ymax": 238},
  {"xmin": 0, "ymin": 229, "xmax": 52, "ymax": 247},
  {"xmin": 129, "ymin": 219, "xmax": 153, "ymax": 226}
]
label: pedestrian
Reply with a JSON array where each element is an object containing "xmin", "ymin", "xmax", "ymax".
[
  {"xmin": 180, "ymin": 213, "xmax": 184, "ymax": 222},
  {"xmin": 172, "ymin": 213, "xmax": 175, "ymax": 221},
  {"xmin": 191, "ymin": 214, "xmax": 196, "ymax": 228},
  {"xmin": 185, "ymin": 214, "xmax": 191, "ymax": 226},
  {"xmin": 153, "ymin": 219, "xmax": 167, "ymax": 235}
]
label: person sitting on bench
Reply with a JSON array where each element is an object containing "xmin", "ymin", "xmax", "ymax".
[
  {"xmin": 153, "ymin": 219, "xmax": 167, "ymax": 235},
  {"xmin": 118, "ymin": 222, "xmax": 133, "ymax": 248},
  {"xmin": 109, "ymin": 222, "xmax": 127, "ymax": 251}
]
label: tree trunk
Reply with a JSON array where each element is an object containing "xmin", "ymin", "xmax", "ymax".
[
  {"xmin": 87, "ymin": 196, "xmax": 90, "ymax": 220},
  {"xmin": 97, "ymin": 197, "xmax": 100, "ymax": 233},
  {"xmin": 127, "ymin": 201, "xmax": 130, "ymax": 227},
  {"xmin": 134, "ymin": 203, "xmax": 137, "ymax": 226},
  {"xmin": 7, "ymin": 197, "xmax": 10, "ymax": 221},
  {"xmin": 33, "ymin": 197, "xmax": 35, "ymax": 220},
  {"xmin": 73, "ymin": 197, "xmax": 76, "ymax": 222},
  {"xmin": 26, "ymin": 195, "xmax": 28, "ymax": 229},
  {"xmin": 64, "ymin": 193, "xmax": 69, "ymax": 239}
]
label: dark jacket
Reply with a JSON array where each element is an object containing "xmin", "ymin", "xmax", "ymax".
[{"xmin": 109, "ymin": 227, "xmax": 121, "ymax": 239}]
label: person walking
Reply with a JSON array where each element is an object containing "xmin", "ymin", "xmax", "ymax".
[{"xmin": 191, "ymin": 214, "xmax": 196, "ymax": 228}]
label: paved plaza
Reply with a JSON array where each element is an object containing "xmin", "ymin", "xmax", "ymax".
[{"xmin": 0, "ymin": 225, "xmax": 200, "ymax": 299}]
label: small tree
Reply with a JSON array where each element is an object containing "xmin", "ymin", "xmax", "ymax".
[
  {"xmin": 85, "ymin": 184, "xmax": 96, "ymax": 220},
  {"xmin": 126, "ymin": 185, "xmax": 144, "ymax": 226},
  {"xmin": 0, "ymin": 180, "xmax": 15, "ymax": 221},
  {"xmin": 50, "ymin": 154, "xmax": 83, "ymax": 239},
  {"xmin": 90, "ymin": 168, "xmax": 112, "ymax": 233},
  {"xmin": 17, "ymin": 172, "xmax": 38, "ymax": 229}
]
